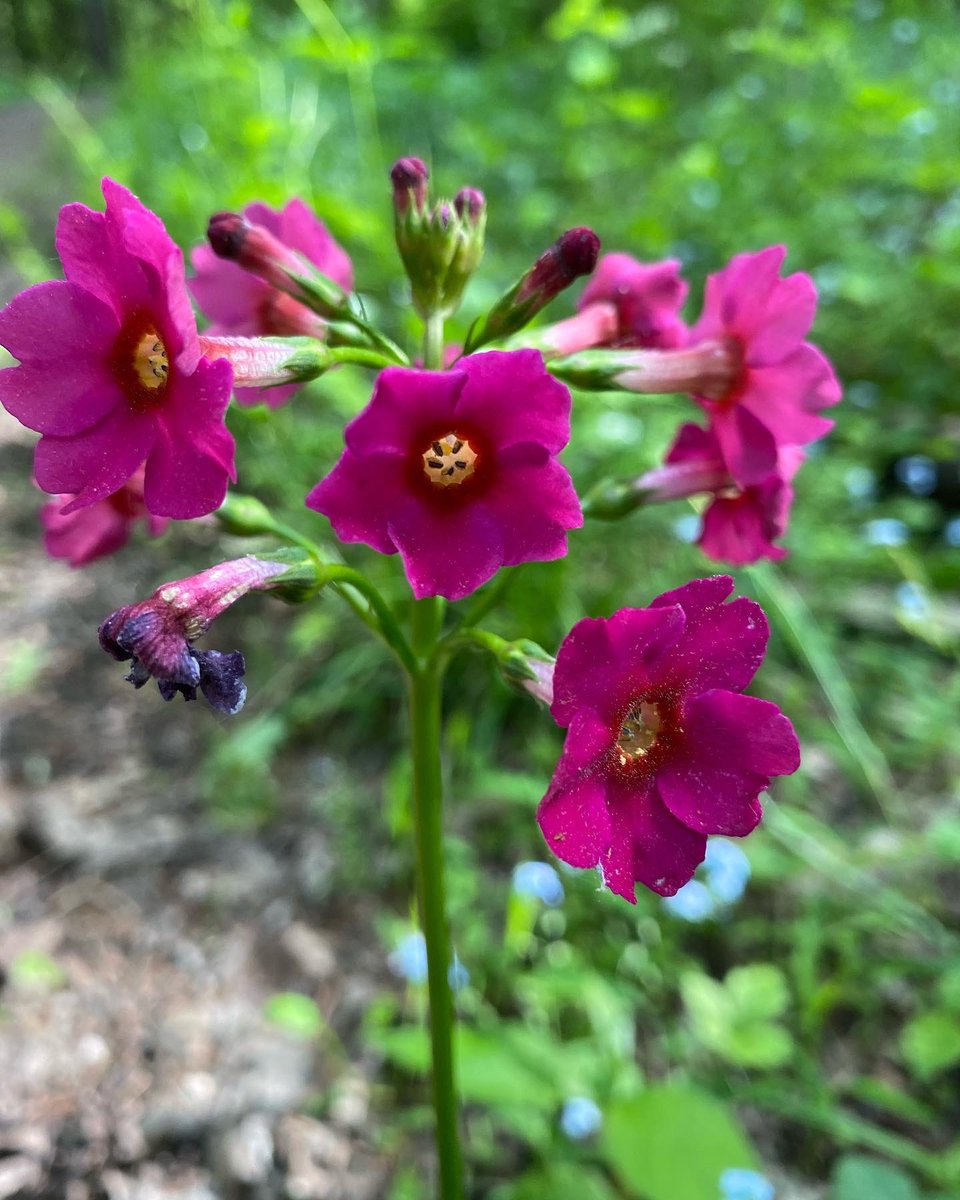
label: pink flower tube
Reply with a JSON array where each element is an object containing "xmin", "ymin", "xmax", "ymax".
[
  {"xmin": 538, "ymin": 576, "xmax": 799, "ymax": 902},
  {"xmin": 0, "ymin": 179, "xmax": 235, "ymax": 519}
]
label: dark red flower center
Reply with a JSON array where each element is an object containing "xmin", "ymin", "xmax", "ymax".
[
  {"xmin": 112, "ymin": 311, "xmax": 170, "ymax": 411},
  {"xmin": 617, "ymin": 700, "xmax": 662, "ymax": 764},
  {"xmin": 611, "ymin": 691, "xmax": 684, "ymax": 780},
  {"xmin": 708, "ymin": 335, "xmax": 747, "ymax": 408}
]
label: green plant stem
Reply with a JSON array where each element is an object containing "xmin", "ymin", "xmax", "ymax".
[
  {"xmin": 322, "ymin": 566, "xmax": 417, "ymax": 672},
  {"xmin": 408, "ymin": 653, "xmax": 464, "ymax": 1200},
  {"xmin": 424, "ymin": 311, "xmax": 445, "ymax": 371}
]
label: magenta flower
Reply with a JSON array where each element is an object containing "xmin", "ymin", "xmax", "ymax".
[
  {"xmin": 578, "ymin": 253, "xmax": 688, "ymax": 349},
  {"xmin": 689, "ymin": 245, "xmax": 840, "ymax": 486},
  {"xmin": 306, "ymin": 350, "xmax": 583, "ymax": 600},
  {"xmin": 664, "ymin": 423, "xmax": 803, "ymax": 565},
  {"xmin": 0, "ymin": 179, "xmax": 235, "ymax": 519},
  {"xmin": 537, "ymin": 576, "xmax": 799, "ymax": 902},
  {"xmin": 42, "ymin": 466, "xmax": 168, "ymax": 567},
  {"xmin": 98, "ymin": 555, "xmax": 289, "ymax": 713},
  {"xmin": 190, "ymin": 199, "xmax": 353, "ymax": 408}
]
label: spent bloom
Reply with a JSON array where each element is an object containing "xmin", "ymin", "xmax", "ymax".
[
  {"xmin": 689, "ymin": 244, "xmax": 840, "ymax": 485},
  {"xmin": 190, "ymin": 198, "xmax": 353, "ymax": 407},
  {"xmin": 98, "ymin": 555, "xmax": 290, "ymax": 714},
  {"xmin": 0, "ymin": 178, "xmax": 235, "ymax": 519},
  {"xmin": 42, "ymin": 467, "xmax": 168, "ymax": 567},
  {"xmin": 307, "ymin": 350, "xmax": 582, "ymax": 600},
  {"xmin": 537, "ymin": 576, "xmax": 800, "ymax": 902}
]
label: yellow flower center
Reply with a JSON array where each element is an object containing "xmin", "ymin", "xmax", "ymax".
[
  {"xmin": 422, "ymin": 433, "xmax": 478, "ymax": 488},
  {"xmin": 133, "ymin": 329, "xmax": 169, "ymax": 391},
  {"xmin": 617, "ymin": 701, "xmax": 661, "ymax": 765}
]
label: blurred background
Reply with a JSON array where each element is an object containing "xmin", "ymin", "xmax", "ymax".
[{"xmin": 1, "ymin": 1, "xmax": 959, "ymax": 1198}]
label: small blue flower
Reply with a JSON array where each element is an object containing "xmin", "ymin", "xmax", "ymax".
[
  {"xmin": 512, "ymin": 861, "xmax": 565, "ymax": 907},
  {"xmin": 704, "ymin": 839, "xmax": 751, "ymax": 904},
  {"xmin": 719, "ymin": 1167, "xmax": 775, "ymax": 1200},
  {"xmin": 388, "ymin": 932, "xmax": 427, "ymax": 984},
  {"xmin": 863, "ymin": 517, "xmax": 908, "ymax": 547},
  {"xmin": 895, "ymin": 580, "xmax": 930, "ymax": 619},
  {"xmin": 448, "ymin": 954, "xmax": 470, "ymax": 992},
  {"xmin": 944, "ymin": 517, "xmax": 960, "ymax": 548},
  {"xmin": 894, "ymin": 455, "xmax": 937, "ymax": 497},
  {"xmin": 559, "ymin": 1096, "xmax": 603, "ymax": 1141},
  {"xmin": 662, "ymin": 879, "xmax": 716, "ymax": 923},
  {"xmin": 672, "ymin": 513, "xmax": 702, "ymax": 544}
]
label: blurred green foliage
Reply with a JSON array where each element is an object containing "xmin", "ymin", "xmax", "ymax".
[{"xmin": 3, "ymin": 0, "xmax": 960, "ymax": 1196}]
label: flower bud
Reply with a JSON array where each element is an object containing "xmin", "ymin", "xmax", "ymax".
[
  {"xmin": 463, "ymin": 227, "xmax": 600, "ymax": 353},
  {"xmin": 390, "ymin": 157, "xmax": 429, "ymax": 217},
  {"xmin": 207, "ymin": 212, "xmax": 349, "ymax": 320}
]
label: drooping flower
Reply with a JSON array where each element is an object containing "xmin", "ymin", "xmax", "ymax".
[
  {"xmin": 0, "ymin": 178, "xmax": 235, "ymax": 519},
  {"xmin": 306, "ymin": 350, "xmax": 583, "ymax": 600},
  {"xmin": 189, "ymin": 198, "xmax": 353, "ymax": 407},
  {"xmin": 688, "ymin": 244, "xmax": 840, "ymax": 485},
  {"xmin": 537, "ymin": 576, "xmax": 799, "ymax": 903},
  {"xmin": 576, "ymin": 253, "xmax": 688, "ymax": 349},
  {"xmin": 663, "ymin": 422, "xmax": 803, "ymax": 565},
  {"xmin": 98, "ymin": 554, "xmax": 291, "ymax": 714},
  {"xmin": 42, "ymin": 466, "xmax": 168, "ymax": 567}
]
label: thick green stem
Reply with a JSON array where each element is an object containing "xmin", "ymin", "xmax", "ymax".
[
  {"xmin": 424, "ymin": 311, "xmax": 445, "ymax": 372},
  {"xmin": 408, "ymin": 656, "xmax": 464, "ymax": 1200}
]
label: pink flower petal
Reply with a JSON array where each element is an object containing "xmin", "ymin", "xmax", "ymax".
[
  {"xmin": 712, "ymin": 401, "xmax": 779, "ymax": 486},
  {"xmin": 700, "ymin": 490, "xmax": 789, "ymax": 565},
  {"xmin": 538, "ymin": 773, "xmax": 612, "ymax": 870},
  {"xmin": 741, "ymin": 343, "xmax": 839, "ymax": 445},
  {"xmin": 35, "ymin": 408, "xmax": 156, "ymax": 510},
  {"xmin": 55, "ymin": 202, "xmax": 147, "ymax": 317},
  {"xmin": 547, "ymin": 708, "xmax": 615, "ymax": 795},
  {"xmin": 280, "ymin": 198, "xmax": 354, "ymax": 291},
  {"xmin": 189, "ymin": 247, "xmax": 269, "ymax": 334},
  {"xmin": 344, "ymin": 366, "xmax": 466, "ymax": 457},
  {"xmin": 605, "ymin": 778, "xmax": 707, "ymax": 900},
  {"xmin": 454, "ymin": 350, "xmax": 573, "ymax": 455},
  {"xmin": 305, "ymin": 451, "xmax": 407, "ymax": 554},
  {"xmin": 0, "ymin": 356, "xmax": 120, "ymax": 437},
  {"xmin": 551, "ymin": 604, "xmax": 685, "ymax": 727},
  {"xmin": 480, "ymin": 458, "xmax": 582, "ymax": 566},
  {"xmin": 388, "ymin": 501, "xmax": 504, "ymax": 601},
  {"xmin": 686, "ymin": 689, "xmax": 800, "ymax": 776},
  {"xmin": 651, "ymin": 576, "xmax": 769, "ymax": 693},
  {"xmin": 144, "ymin": 357, "xmax": 236, "ymax": 518},
  {"xmin": 742, "ymin": 271, "xmax": 817, "ymax": 365},
  {"xmin": 0, "ymin": 280, "xmax": 117, "ymax": 365}
]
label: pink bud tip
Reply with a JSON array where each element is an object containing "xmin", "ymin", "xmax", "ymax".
[
  {"xmin": 390, "ymin": 157, "xmax": 429, "ymax": 215},
  {"xmin": 454, "ymin": 187, "xmax": 485, "ymax": 222},
  {"xmin": 556, "ymin": 227, "xmax": 601, "ymax": 281},
  {"xmin": 207, "ymin": 211, "xmax": 249, "ymax": 260}
]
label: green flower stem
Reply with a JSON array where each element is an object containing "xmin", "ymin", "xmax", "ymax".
[
  {"xmin": 424, "ymin": 311, "xmax": 446, "ymax": 372},
  {"xmin": 341, "ymin": 314, "xmax": 409, "ymax": 365},
  {"xmin": 408, "ymin": 651, "xmax": 464, "ymax": 1200},
  {"xmin": 321, "ymin": 566, "xmax": 417, "ymax": 672}
]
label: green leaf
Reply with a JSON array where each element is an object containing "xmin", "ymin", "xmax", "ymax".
[
  {"xmin": 725, "ymin": 965, "xmax": 789, "ymax": 1022},
  {"xmin": 601, "ymin": 1085, "xmax": 757, "ymax": 1200},
  {"xmin": 723, "ymin": 1023, "xmax": 794, "ymax": 1069},
  {"xmin": 263, "ymin": 992, "xmax": 324, "ymax": 1040},
  {"xmin": 901, "ymin": 1010, "xmax": 960, "ymax": 1081},
  {"xmin": 831, "ymin": 1154, "xmax": 921, "ymax": 1200},
  {"xmin": 491, "ymin": 1164, "xmax": 619, "ymax": 1200},
  {"xmin": 9, "ymin": 950, "xmax": 67, "ymax": 992}
]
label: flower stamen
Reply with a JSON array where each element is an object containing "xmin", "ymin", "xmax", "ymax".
[
  {"xmin": 133, "ymin": 329, "xmax": 169, "ymax": 391},
  {"xmin": 617, "ymin": 700, "xmax": 661, "ymax": 765},
  {"xmin": 422, "ymin": 432, "xmax": 478, "ymax": 488}
]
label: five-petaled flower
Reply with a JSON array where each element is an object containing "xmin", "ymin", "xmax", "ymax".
[
  {"xmin": 537, "ymin": 576, "xmax": 799, "ymax": 902},
  {"xmin": 0, "ymin": 178, "xmax": 236, "ymax": 519},
  {"xmin": 689, "ymin": 244, "xmax": 840, "ymax": 486},
  {"xmin": 98, "ymin": 555, "xmax": 289, "ymax": 714},
  {"xmin": 306, "ymin": 349, "xmax": 583, "ymax": 600},
  {"xmin": 578, "ymin": 253, "xmax": 689, "ymax": 349},
  {"xmin": 190, "ymin": 198, "xmax": 353, "ymax": 407},
  {"xmin": 42, "ymin": 466, "xmax": 168, "ymax": 568}
]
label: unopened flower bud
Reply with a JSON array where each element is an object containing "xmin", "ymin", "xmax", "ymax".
[
  {"xmin": 207, "ymin": 212, "xmax": 349, "ymax": 320},
  {"xmin": 463, "ymin": 227, "xmax": 600, "ymax": 353},
  {"xmin": 390, "ymin": 157, "xmax": 429, "ymax": 217},
  {"xmin": 391, "ymin": 158, "xmax": 486, "ymax": 319}
]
